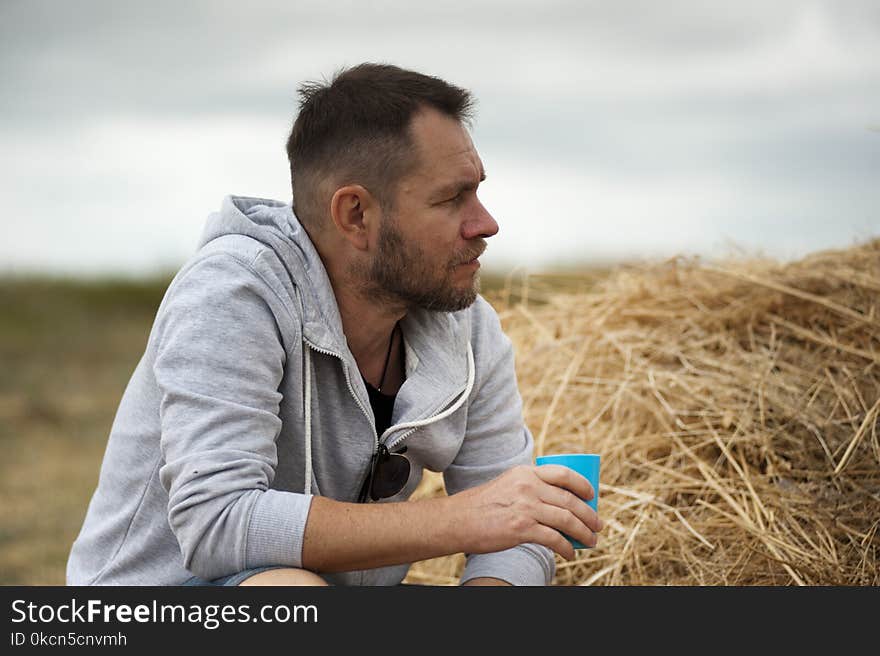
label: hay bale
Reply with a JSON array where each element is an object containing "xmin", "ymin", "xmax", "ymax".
[{"xmin": 405, "ymin": 239, "xmax": 880, "ymax": 585}]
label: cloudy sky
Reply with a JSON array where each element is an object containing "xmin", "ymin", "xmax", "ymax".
[{"xmin": 1, "ymin": 0, "xmax": 878, "ymax": 275}]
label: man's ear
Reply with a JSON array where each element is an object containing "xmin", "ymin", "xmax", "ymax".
[{"xmin": 329, "ymin": 185, "xmax": 376, "ymax": 251}]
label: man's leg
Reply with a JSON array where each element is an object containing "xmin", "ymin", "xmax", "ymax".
[{"xmin": 238, "ymin": 568, "xmax": 329, "ymax": 586}]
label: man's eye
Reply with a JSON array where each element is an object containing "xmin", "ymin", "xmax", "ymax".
[{"xmin": 445, "ymin": 193, "xmax": 463, "ymax": 204}]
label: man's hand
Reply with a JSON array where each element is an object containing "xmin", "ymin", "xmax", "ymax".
[{"xmin": 448, "ymin": 464, "xmax": 603, "ymax": 561}]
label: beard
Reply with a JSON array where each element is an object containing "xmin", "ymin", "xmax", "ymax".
[{"xmin": 355, "ymin": 214, "xmax": 485, "ymax": 313}]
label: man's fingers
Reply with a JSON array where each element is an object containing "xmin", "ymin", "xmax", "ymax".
[
  {"xmin": 534, "ymin": 464, "xmax": 595, "ymax": 501},
  {"xmin": 537, "ymin": 483, "xmax": 603, "ymax": 533},
  {"xmin": 531, "ymin": 524, "xmax": 576, "ymax": 561},
  {"xmin": 537, "ymin": 503, "xmax": 597, "ymax": 549}
]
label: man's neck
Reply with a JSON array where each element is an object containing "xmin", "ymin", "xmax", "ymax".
[
  {"xmin": 311, "ymin": 230, "xmax": 407, "ymax": 392},
  {"xmin": 327, "ymin": 271, "xmax": 407, "ymax": 393}
]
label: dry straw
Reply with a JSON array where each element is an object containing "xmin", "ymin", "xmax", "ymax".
[{"xmin": 405, "ymin": 239, "xmax": 880, "ymax": 585}]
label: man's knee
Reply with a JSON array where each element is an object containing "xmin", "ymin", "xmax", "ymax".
[{"xmin": 238, "ymin": 568, "xmax": 329, "ymax": 586}]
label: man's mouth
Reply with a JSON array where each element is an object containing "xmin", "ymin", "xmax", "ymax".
[{"xmin": 456, "ymin": 244, "xmax": 486, "ymax": 267}]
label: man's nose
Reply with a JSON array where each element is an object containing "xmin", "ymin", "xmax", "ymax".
[{"xmin": 462, "ymin": 201, "xmax": 499, "ymax": 240}]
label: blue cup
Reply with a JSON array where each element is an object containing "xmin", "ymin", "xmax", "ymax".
[{"xmin": 535, "ymin": 453, "xmax": 601, "ymax": 549}]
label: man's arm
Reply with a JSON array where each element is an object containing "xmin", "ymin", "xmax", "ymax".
[
  {"xmin": 300, "ymin": 464, "xmax": 599, "ymax": 573},
  {"xmin": 442, "ymin": 297, "xmax": 594, "ymax": 586},
  {"xmin": 155, "ymin": 252, "xmax": 313, "ymax": 580}
]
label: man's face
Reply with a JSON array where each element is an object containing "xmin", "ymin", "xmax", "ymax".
[{"xmin": 362, "ymin": 107, "xmax": 499, "ymax": 312}]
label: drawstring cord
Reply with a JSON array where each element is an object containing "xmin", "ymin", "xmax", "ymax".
[{"xmin": 304, "ymin": 347, "xmax": 313, "ymax": 495}]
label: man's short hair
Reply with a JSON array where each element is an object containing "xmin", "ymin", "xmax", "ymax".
[{"xmin": 286, "ymin": 63, "xmax": 474, "ymax": 230}]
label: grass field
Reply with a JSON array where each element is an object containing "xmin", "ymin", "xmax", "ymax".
[
  {"xmin": 0, "ymin": 275, "xmax": 176, "ymax": 584},
  {"xmin": 0, "ymin": 269, "xmax": 602, "ymax": 584}
]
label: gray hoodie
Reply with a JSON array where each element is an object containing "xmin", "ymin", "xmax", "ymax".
[{"xmin": 66, "ymin": 196, "xmax": 555, "ymax": 586}]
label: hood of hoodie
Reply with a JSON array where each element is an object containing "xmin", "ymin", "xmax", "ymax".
[
  {"xmin": 197, "ymin": 195, "xmax": 349, "ymax": 355},
  {"xmin": 195, "ymin": 195, "xmax": 471, "ymax": 396}
]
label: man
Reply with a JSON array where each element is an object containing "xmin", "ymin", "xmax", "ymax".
[{"xmin": 66, "ymin": 63, "xmax": 603, "ymax": 586}]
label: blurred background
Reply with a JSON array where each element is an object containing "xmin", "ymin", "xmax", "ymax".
[{"xmin": 1, "ymin": 0, "xmax": 878, "ymax": 583}]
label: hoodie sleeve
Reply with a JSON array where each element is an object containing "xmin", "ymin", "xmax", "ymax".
[
  {"xmin": 442, "ymin": 299, "xmax": 556, "ymax": 586},
  {"xmin": 153, "ymin": 252, "xmax": 313, "ymax": 580}
]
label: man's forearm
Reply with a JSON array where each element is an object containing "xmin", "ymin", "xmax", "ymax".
[
  {"xmin": 301, "ymin": 495, "xmax": 462, "ymax": 573},
  {"xmin": 300, "ymin": 464, "xmax": 594, "ymax": 579}
]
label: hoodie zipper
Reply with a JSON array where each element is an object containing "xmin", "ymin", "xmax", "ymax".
[
  {"xmin": 382, "ymin": 384, "xmax": 464, "ymax": 452},
  {"xmin": 302, "ymin": 339, "xmax": 378, "ymax": 487}
]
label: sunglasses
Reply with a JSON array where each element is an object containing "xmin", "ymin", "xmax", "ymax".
[{"xmin": 357, "ymin": 444, "xmax": 410, "ymax": 503}]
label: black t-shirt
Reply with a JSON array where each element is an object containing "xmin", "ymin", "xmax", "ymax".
[
  {"xmin": 363, "ymin": 378, "xmax": 396, "ymax": 437},
  {"xmin": 362, "ymin": 327, "xmax": 403, "ymax": 438}
]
